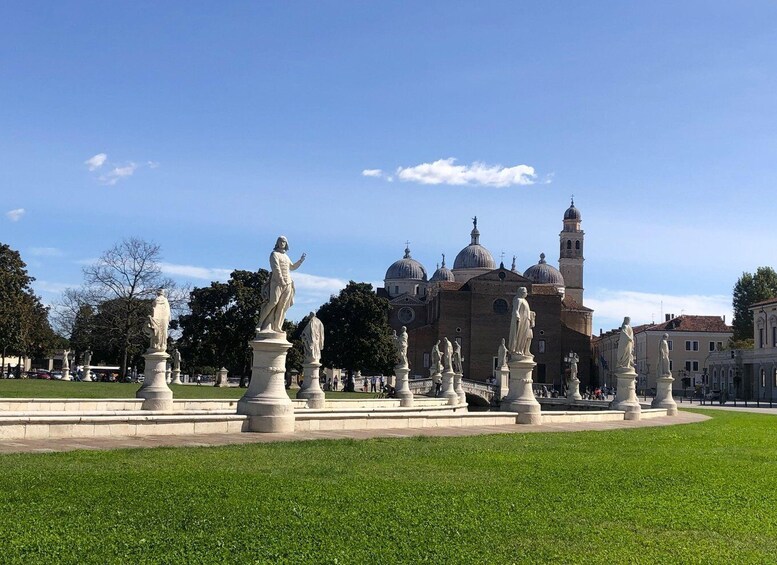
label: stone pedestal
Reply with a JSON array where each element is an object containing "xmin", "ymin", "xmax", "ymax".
[
  {"xmin": 441, "ymin": 369, "xmax": 458, "ymax": 405},
  {"xmin": 297, "ymin": 361, "xmax": 325, "ymax": 408},
  {"xmin": 136, "ymin": 350, "xmax": 173, "ymax": 411},
  {"xmin": 428, "ymin": 372, "xmax": 441, "ymax": 397},
  {"xmin": 165, "ymin": 368, "xmax": 172, "ymax": 384},
  {"xmin": 652, "ymin": 374, "xmax": 678, "ymax": 416},
  {"xmin": 394, "ymin": 365, "xmax": 413, "ymax": 407},
  {"xmin": 82, "ymin": 367, "xmax": 93, "ymax": 382},
  {"xmin": 566, "ymin": 377, "xmax": 582, "ymax": 401},
  {"xmin": 610, "ymin": 367, "xmax": 642, "ymax": 420},
  {"xmin": 215, "ymin": 367, "xmax": 230, "ymax": 387},
  {"xmin": 237, "ymin": 332, "xmax": 295, "ymax": 433},
  {"xmin": 497, "ymin": 367, "xmax": 509, "ymax": 401},
  {"xmin": 454, "ymin": 372, "xmax": 466, "ymax": 406},
  {"xmin": 62, "ymin": 369, "xmax": 72, "ymax": 381},
  {"xmin": 502, "ymin": 356, "xmax": 541, "ymax": 424},
  {"xmin": 171, "ymin": 369, "xmax": 182, "ymax": 385}
]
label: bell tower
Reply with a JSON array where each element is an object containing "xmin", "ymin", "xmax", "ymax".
[{"xmin": 559, "ymin": 198, "xmax": 584, "ymax": 305}]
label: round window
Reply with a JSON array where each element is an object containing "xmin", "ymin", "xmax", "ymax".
[
  {"xmin": 398, "ymin": 307, "xmax": 415, "ymax": 324},
  {"xmin": 493, "ymin": 298, "xmax": 509, "ymax": 314}
]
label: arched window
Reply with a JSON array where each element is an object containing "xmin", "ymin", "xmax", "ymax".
[
  {"xmin": 566, "ymin": 240, "xmax": 572, "ymax": 250},
  {"xmin": 575, "ymin": 240, "xmax": 580, "ymax": 250}
]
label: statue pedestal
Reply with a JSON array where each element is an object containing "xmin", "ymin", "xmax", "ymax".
[
  {"xmin": 137, "ymin": 350, "xmax": 173, "ymax": 411},
  {"xmin": 502, "ymin": 356, "xmax": 541, "ymax": 424},
  {"xmin": 652, "ymin": 374, "xmax": 678, "ymax": 415},
  {"xmin": 297, "ymin": 361, "xmax": 325, "ymax": 408},
  {"xmin": 237, "ymin": 332, "xmax": 295, "ymax": 433},
  {"xmin": 441, "ymin": 369, "xmax": 458, "ymax": 405},
  {"xmin": 171, "ymin": 369, "xmax": 182, "ymax": 385},
  {"xmin": 454, "ymin": 371, "xmax": 467, "ymax": 407},
  {"xmin": 394, "ymin": 365, "xmax": 414, "ymax": 407},
  {"xmin": 82, "ymin": 367, "xmax": 93, "ymax": 382},
  {"xmin": 428, "ymin": 372, "xmax": 441, "ymax": 397},
  {"xmin": 62, "ymin": 369, "xmax": 72, "ymax": 382},
  {"xmin": 215, "ymin": 367, "xmax": 230, "ymax": 387},
  {"xmin": 497, "ymin": 367, "xmax": 509, "ymax": 401},
  {"xmin": 610, "ymin": 367, "xmax": 642, "ymax": 420},
  {"xmin": 566, "ymin": 378, "xmax": 583, "ymax": 401}
]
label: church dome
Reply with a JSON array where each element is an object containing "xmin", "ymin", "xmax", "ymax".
[
  {"xmin": 453, "ymin": 217, "xmax": 496, "ymax": 270},
  {"xmin": 523, "ymin": 253, "xmax": 565, "ymax": 286},
  {"xmin": 385, "ymin": 246, "xmax": 427, "ymax": 281},
  {"xmin": 564, "ymin": 198, "xmax": 581, "ymax": 221},
  {"xmin": 430, "ymin": 254, "xmax": 455, "ymax": 282}
]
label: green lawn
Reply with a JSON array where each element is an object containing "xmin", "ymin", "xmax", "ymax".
[
  {"xmin": 1, "ymin": 410, "xmax": 776, "ymax": 563},
  {"xmin": 0, "ymin": 379, "xmax": 367, "ymax": 399}
]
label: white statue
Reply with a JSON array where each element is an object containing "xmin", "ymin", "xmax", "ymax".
[
  {"xmin": 616, "ymin": 316, "xmax": 634, "ymax": 370},
  {"xmin": 83, "ymin": 349, "xmax": 92, "ymax": 368},
  {"xmin": 453, "ymin": 340, "xmax": 463, "ymax": 374},
  {"xmin": 172, "ymin": 348, "xmax": 182, "ymax": 371},
  {"xmin": 567, "ymin": 351, "xmax": 579, "ymax": 381},
  {"xmin": 657, "ymin": 332, "xmax": 671, "ymax": 376},
  {"xmin": 393, "ymin": 326, "xmax": 409, "ymax": 368},
  {"xmin": 145, "ymin": 289, "xmax": 171, "ymax": 351},
  {"xmin": 508, "ymin": 287, "xmax": 535, "ymax": 357},
  {"xmin": 301, "ymin": 312, "xmax": 324, "ymax": 363},
  {"xmin": 497, "ymin": 338, "xmax": 508, "ymax": 369},
  {"xmin": 258, "ymin": 236, "xmax": 306, "ymax": 334},
  {"xmin": 430, "ymin": 340, "xmax": 442, "ymax": 374},
  {"xmin": 442, "ymin": 337, "xmax": 453, "ymax": 372},
  {"xmin": 62, "ymin": 349, "xmax": 70, "ymax": 371}
]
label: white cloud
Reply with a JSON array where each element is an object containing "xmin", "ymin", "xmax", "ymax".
[
  {"xmin": 394, "ymin": 157, "xmax": 538, "ymax": 187},
  {"xmin": 33, "ymin": 280, "xmax": 75, "ymax": 295},
  {"xmin": 293, "ymin": 273, "xmax": 348, "ymax": 294},
  {"xmin": 159, "ymin": 262, "xmax": 232, "ymax": 281},
  {"xmin": 99, "ymin": 163, "xmax": 138, "ymax": 186},
  {"xmin": 362, "ymin": 169, "xmax": 384, "ymax": 178},
  {"xmin": 147, "ymin": 161, "xmax": 160, "ymax": 169},
  {"xmin": 6, "ymin": 208, "xmax": 25, "ymax": 222},
  {"xmin": 29, "ymin": 247, "xmax": 63, "ymax": 257},
  {"xmin": 84, "ymin": 153, "xmax": 107, "ymax": 171},
  {"xmin": 588, "ymin": 289, "xmax": 732, "ymax": 333}
]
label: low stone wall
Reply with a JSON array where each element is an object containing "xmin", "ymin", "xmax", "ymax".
[{"xmin": 0, "ymin": 398, "xmax": 238, "ymax": 412}]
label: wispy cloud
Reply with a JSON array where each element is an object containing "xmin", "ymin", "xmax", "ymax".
[
  {"xmin": 84, "ymin": 153, "xmax": 107, "ymax": 171},
  {"xmin": 29, "ymin": 247, "xmax": 64, "ymax": 257},
  {"xmin": 99, "ymin": 163, "xmax": 139, "ymax": 186},
  {"xmin": 362, "ymin": 169, "xmax": 384, "ymax": 178},
  {"xmin": 364, "ymin": 158, "xmax": 540, "ymax": 187},
  {"xmin": 159, "ymin": 262, "xmax": 233, "ymax": 281},
  {"xmin": 33, "ymin": 280, "xmax": 76, "ymax": 295},
  {"xmin": 6, "ymin": 208, "xmax": 25, "ymax": 222}
]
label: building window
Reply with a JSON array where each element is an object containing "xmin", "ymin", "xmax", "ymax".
[
  {"xmin": 398, "ymin": 307, "xmax": 415, "ymax": 324},
  {"xmin": 669, "ymin": 360, "xmax": 673, "ymax": 371},
  {"xmin": 668, "ymin": 340, "xmax": 673, "ymax": 351},
  {"xmin": 423, "ymin": 353, "xmax": 430, "ymax": 368},
  {"xmin": 394, "ymin": 286, "xmax": 399, "ymax": 295},
  {"xmin": 761, "ymin": 369, "xmax": 766, "ymax": 388},
  {"xmin": 709, "ymin": 341, "xmax": 716, "ymax": 352},
  {"xmin": 759, "ymin": 329, "xmax": 764, "ymax": 348},
  {"xmin": 538, "ymin": 340, "xmax": 546, "ymax": 353},
  {"xmin": 575, "ymin": 240, "xmax": 580, "ymax": 250},
  {"xmin": 493, "ymin": 298, "xmax": 509, "ymax": 314},
  {"xmin": 685, "ymin": 340, "xmax": 699, "ymax": 351},
  {"xmin": 685, "ymin": 361, "xmax": 699, "ymax": 372},
  {"xmin": 773, "ymin": 327, "xmax": 776, "ymax": 347},
  {"xmin": 566, "ymin": 240, "xmax": 572, "ymax": 250}
]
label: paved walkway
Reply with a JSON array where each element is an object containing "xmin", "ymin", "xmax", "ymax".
[
  {"xmin": 0, "ymin": 411, "xmax": 708, "ymax": 454},
  {"xmin": 680, "ymin": 403, "xmax": 777, "ymax": 415}
]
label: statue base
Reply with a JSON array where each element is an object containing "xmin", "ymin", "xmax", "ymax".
[
  {"xmin": 441, "ymin": 369, "xmax": 458, "ymax": 405},
  {"xmin": 454, "ymin": 371, "xmax": 467, "ymax": 407},
  {"xmin": 427, "ymin": 372, "xmax": 441, "ymax": 397},
  {"xmin": 497, "ymin": 367, "xmax": 509, "ymax": 401},
  {"xmin": 137, "ymin": 350, "xmax": 173, "ymax": 411},
  {"xmin": 297, "ymin": 361, "xmax": 325, "ymax": 409},
  {"xmin": 610, "ymin": 367, "xmax": 642, "ymax": 420},
  {"xmin": 215, "ymin": 367, "xmax": 230, "ymax": 387},
  {"xmin": 82, "ymin": 369, "xmax": 93, "ymax": 382},
  {"xmin": 502, "ymin": 356, "xmax": 541, "ymax": 424},
  {"xmin": 566, "ymin": 378, "xmax": 583, "ymax": 401},
  {"xmin": 652, "ymin": 374, "xmax": 678, "ymax": 416},
  {"xmin": 62, "ymin": 370, "xmax": 72, "ymax": 382},
  {"xmin": 171, "ymin": 369, "xmax": 182, "ymax": 385},
  {"xmin": 394, "ymin": 365, "xmax": 413, "ymax": 407},
  {"xmin": 237, "ymin": 333, "xmax": 295, "ymax": 433}
]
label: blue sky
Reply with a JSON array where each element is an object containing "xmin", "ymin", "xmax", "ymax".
[{"xmin": 2, "ymin": 1, "xmax": 777, "ymax": 332}]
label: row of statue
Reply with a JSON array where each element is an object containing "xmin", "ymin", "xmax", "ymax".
[{"xmin": 615, "ymin": 316, "xmax": 672, "ymax": 377}]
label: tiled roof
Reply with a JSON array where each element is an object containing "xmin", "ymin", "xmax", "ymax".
[
  {"xmin": 749, "ymin": 297, "xmax": 777, "ymax": 309},
  {"xmin": 647, "ymin": 315, "xmax": 731, "ymax": 333}
]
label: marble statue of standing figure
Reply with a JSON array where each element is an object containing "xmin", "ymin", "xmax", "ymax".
[
  {"xmin": 83, "ymin": 349, "xmax": 92, "ymax": 369},
  {"xmin": 393, "ymin": 326, "xmax": 409, "ymax": 368},
  {"xmin": 442, "ymin": 337, "xmax": 454, "ymax": 372},
  {"xmin": 258, "ymin": 236, "xmax": 306, "ymax": 334},
  {"xmin": 657, "ymin": 332, "xmax": 671, "ymax": 376},
  {"xmin": 453, "ymin": 340, "xmax": 463, "ymax": 374},
  {"xmin": 497, "ymin": 338, "xmax": 508, "ymax": 369},
  {"xmin": 145, "ymin": 289, "xmax": 171, "ymax": 351},
  {"xmin": 172, "ymin": 348, "xmax": 182, "ymax": 371},
  {"xmin": 62, "ymin": 349, "xmax": 70, "ymax": 371},
  {"xmin": 430, "ymin": 340, "xmax": 443, "ymax": 375},
  {"xmin": 616, "ymin": 316, "xmax": 635, "ymax": 370},
  {"xmin": 508, "ymin": 287, "xmax": 535, "ymax": 357},
  {"xmin": 568, "ymin": 352, "xmax": 579, "ymax": 381},
  {"xmin": 301, "ymin": 312, "xmax": 325, "ymax": 363}
]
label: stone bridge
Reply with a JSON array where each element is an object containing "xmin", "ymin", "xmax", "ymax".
[{"xmin": 407, "ymin": 378, "xmax": 498, "ymax": 407}]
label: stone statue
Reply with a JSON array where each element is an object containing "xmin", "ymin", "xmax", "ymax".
[
  {"xmin": 568, "ymin": 351, "xmax": 579, "ymax": 381},
  {"xmin": 258, "ymin": 236, "xmax": 306, "ymax": 334},
  {"xmin": 145, "ymin": 289, "xmax": 171, "ymax": 351},
  {"xmin": 430, "ymin": 340, "xmax": 442, "ymax": 374},
  {"xmin": 453, "ymin": 340, "xmax": 463, "ymax": 374},
  {"xmin": 657, "ymin": 332, "xmax": 671, "ymax": 376},
  {"xmin": 442, "ymin": 337, "xmax": 453, "ymax": 372},
  {"xmin": 508, "ymin": 287, "xmax": 535, "ymax": 357},
  {"xmin": 172, "ymin": 348, "xmax": 182, "ymax": 371},
  {"xmin": 62, "ymin": 349, "xmax": 70, "ymax": 371},
  {"xmin": 301, "ymin": 312, "xmax": 324, "ymax": 363},
  {"xmin": 83, "ymin": 349, "xmax": 92, "ymax": 367},
  {"xmin": 393, "ymin": 326, "xmax": 408, "ymax": 368},
  {"xmin": 616, "ymin": 316, "xmax": 634, "ymax": 370},
  {"xmin": 497, "ymin": 338, "xmax": 508, "ymax": 369}
]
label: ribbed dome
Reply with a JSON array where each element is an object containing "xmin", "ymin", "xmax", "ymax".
[
  {"xmin": 564, "ymin": 198, "xmax": 581, "ymax": 221},
  {"xmin": 453, "ymin": 217, "xmax": 496, "ymax": 270},
  {"xmin": 523, "ymin": 253, "xmax": 565, "ymax": 286},
  {"xmin": 430, "ymin": 254, "xmax": 455, "ymax": 282},
  {"xmin": 385, "ymin": 247, "xmax": 427, "ymax": 281}
]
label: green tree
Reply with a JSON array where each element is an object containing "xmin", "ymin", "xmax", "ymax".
[
  {"xmin": 732, "ymin": 267, "xmax": 777, "ymax": 341},
  {"xmin": 317, "ymin": 282, "xmax": 394, "ymax": 389}
]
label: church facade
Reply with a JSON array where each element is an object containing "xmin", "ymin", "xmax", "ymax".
[{"xmin": 378, "ymin": 201, "xmax": 594, "ymax": 389}]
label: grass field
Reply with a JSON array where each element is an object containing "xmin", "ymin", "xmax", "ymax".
[
  {"xmin": 0, "ymin": 379, "xmax": 366, "ymax": 399},
  {"xmin": 1, "ymin": 409, "xmax": 776, "ymax": 563}
]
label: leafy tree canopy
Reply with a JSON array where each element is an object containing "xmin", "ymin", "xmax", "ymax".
[{"xmin": 732, "ymin": 267, "xmax": 777, "ymax": 341}]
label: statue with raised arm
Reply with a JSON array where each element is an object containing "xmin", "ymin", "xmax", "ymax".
[
  {"xmin": 453, "ymin": 340, "xmax": 463, "ymax": 374},
  {"xmin": 172, "ymin": 348, "xmax": 182, "ymax": 371},
  {"xmin": 145, "ymin": 289, "xmax": 171, "ymax": 351},
  {"xmin": 258, "ymin": 236, "xmax": 306, "ymax": 334},
  {"xmin": 508, "ymin": 287, "xmax": 535, "ymax": 357},
  {"xmin": 301, "ymin": 312, "xmax": 325, "ymax": 364},
  {"xmin": 393, "ymin": 326, "xmax": 408, "ymax": 368},
  {"xmin": 616, "ymin": 316, "xmax": 635, "ymax": 370},
  {"xmin": 657, "ymin": 332, "xmax": 671, "ymax": 377},
  {"xmin": 497, "ymin": 338, "xmax": 508, "ymax": 369},
  {"xmin": 442, "ymin": 337, "xmax": 454, "ymax": 372},
  {"xmin": 431, "ymin": 340, "xmax": 443, "ymax": 374}
]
